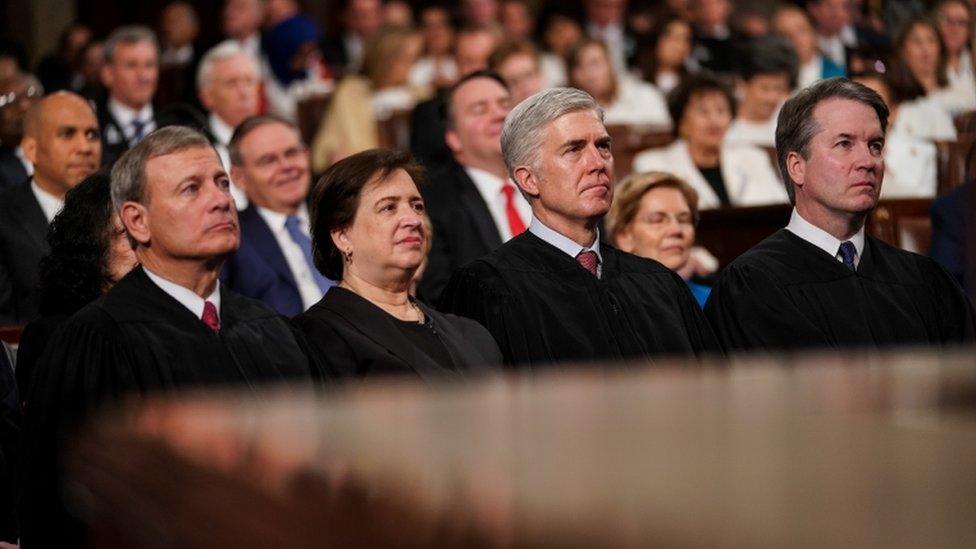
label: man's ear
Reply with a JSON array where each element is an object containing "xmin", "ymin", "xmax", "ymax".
[
  {"xmin": 445, "ymin": 128, "xmax": 462, "ymax": 155},
  {"xmin": 512, "ymin": 165, "xmax": 540, "ymax": 198},
  {"xmin": 229, "ymin": 166, "xmax": 247, "ymax": 194},
  {"xmin": 120, "ymin": 202, "xmax": 151, "ymax": 246},
  {"xmin": 786, "ymin": 151, "xmax": 805, "ymax": 193},
  {"xmin": 198, "ymin": 86, "xmax": 214, "ymax": 112},
  {"xmin": 21, "ymin": 136, "xmax": 37, "ymax": 165},
  {"xmin": 100, "ymin": 64, "xmax": 114, "ymax": 88}
]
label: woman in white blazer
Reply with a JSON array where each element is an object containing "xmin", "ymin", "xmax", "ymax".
[{"xmin": 632, "ymin": 73, "xmax": 787, "ymax": 210}]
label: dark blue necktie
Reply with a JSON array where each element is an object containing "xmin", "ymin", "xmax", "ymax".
[
  {"xmin": 284, "ymin": 215, "xmax": 334, "ymax": 293},
  {"xmin": 838, "ymin": 241, "xmax": 857, "ymax": 271},
  {"xmin": 131, "ymin": 118, "xmax": 146, "ymax": 142}
]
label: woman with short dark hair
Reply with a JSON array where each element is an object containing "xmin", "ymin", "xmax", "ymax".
[{"xmin": 293, "ymin": 148, "xmax": 501, "ymax": 380}]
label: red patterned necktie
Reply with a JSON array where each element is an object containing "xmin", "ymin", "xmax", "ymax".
[
  {"xmin": 576, "ymin": 250, "xmax": 599, "ymax": 277},
  {"xmin": 501, "ymin": 183, "xmax": 526, "ymax": 238},
  {"xmin": 201, "ymin": 300, "xmax": 220, "ymax": 332}
]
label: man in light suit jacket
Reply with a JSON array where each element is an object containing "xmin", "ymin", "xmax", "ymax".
[
  {"xmin": 221, "ymin": 115, "xmax": 333, "ymax": 316},
  {"xmin": 418, "ymin": 70, "xmax": 531, "ymax": 304},
  {"xmin": 0, "ymin": 91, "xmax": 101, "ymax": 323}
]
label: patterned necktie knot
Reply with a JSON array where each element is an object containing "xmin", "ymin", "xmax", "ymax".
[
  {"xmin": 838, "ymin": 241, "xmax": 857, "ymax": 271},
  {"xmin": 576, "ymin": 250, "xmax": 599, "ymax": 277},
  {"xmin": 201, "ymin": 300, "xmax": 220, "ymax": 332}
]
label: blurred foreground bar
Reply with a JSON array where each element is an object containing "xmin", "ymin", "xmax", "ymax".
[{"xmin": 71, "ymin": 349, "xmax": 976, "ymax": 548}]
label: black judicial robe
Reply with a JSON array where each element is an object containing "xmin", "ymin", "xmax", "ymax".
[
  {"xmin": 704, "ymin": 230, "xmax": 976, "ymax": 352},
  {"xmin": 21, "ymin": 266, "xmax": 323, "ymax": 547},
  {"xmin": 439, "ymin": 231, "xmax": 720, "ymax": 368}
]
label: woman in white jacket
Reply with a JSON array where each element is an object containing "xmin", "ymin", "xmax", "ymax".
[{"xmin": 632, "ymin": 73, "xmax": 787, "ymax": 210}]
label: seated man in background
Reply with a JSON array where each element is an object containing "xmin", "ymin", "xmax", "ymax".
[
  {"xmin": 724, "ymin": 36, "xmax": 798, "ymax": 148},
  {"xmin": 706, "ymin": 78, "xmax": 974, "ymax": 351},
  {"xmin": 440, "ymin": 87, "xmax": 718, "ymax": 368},
  {"xmin": 488, "ymin": 40, "xmax": 546, "ymax": 105},
  {"xmin": 0, "ymin": 71, "xmax": 42, "ymax": 190},
  {"xmin": 222, "ymin": 115, "xmax": 333, "ymax": 316},
  {"xmin": 22, "ymin": 126, "xmax": 321, "ymax": 547},
  {"xmin": 0, "ymin": 91, "xmax": 101, "ymax": 324}
]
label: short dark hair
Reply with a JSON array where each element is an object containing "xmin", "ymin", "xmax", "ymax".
[
  {"xmin": 228, "ymin": 114, "xmax": 300, "ymax": 166},
  {"xmin": 441, "ymin": 69, "xmax": 509, "ymax": 129},
  {"xmin": 38, "ymin": 171, "xmax": 123, "ymax": 315},
  {"xmin": 310, "ymin": 148, "xmax": 427, "ymax": 280},
  {"xmin": 667, "ymin": 72, "xmax": 736, "ymax": 138},
  {"xmin": 739, "ymin": 36, "xmax": 799, "ymax": 89},
  {"xmin": 775, "ymin": 77, "xmax": 889, "ymax": 204}
]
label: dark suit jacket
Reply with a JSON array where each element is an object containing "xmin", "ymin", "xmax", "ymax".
[
  {"xmin": 221, "ymin": 206, "xmax": 305, "ymax": 317},
  {"xmin": 0, "ymin": 147, "xmax": 28, "ymax": 192},
  {"xmin": 292, "ymin": 286, "xmax": 500, "ymax": 381},
  {"xmin": 409, "ymin": 91, "xmax": 452, "ymax": 169},
  {"xmin": 0, "ymin": 181, "xmax": 49, "ymax": 323},
  {"xmin": 931, "ymin": 181, "xmax": 971, "ymax": 291},
  {"xmin": 419, "ymin": 160, "xmax": 504, "ymax": 304},
  {"xmin": 95, "ymin": 99, "xmax": 202, "ymax": 167}
]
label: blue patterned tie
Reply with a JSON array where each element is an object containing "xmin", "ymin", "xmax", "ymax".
[
  {"xmin": 131, "ymin": 118, "xmax": 146, "ymax": 142},
  {"xmin": 838, "ymin": 241, "xmax": 857, "ymax": 271},
  {"xmin": 284, "ymin": 215, "xmax": 334, "ymax": 293}
]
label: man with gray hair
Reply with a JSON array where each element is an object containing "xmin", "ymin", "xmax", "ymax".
[
  {"xmin": 97, "ymin": 25, "xmax": 160, "ymax": 166},
  {"xmin": 705, "ymin": 77, "xmax": 974, "ymax": 351},
  {"xmin": 197, "ymin": 39, "xmax": 261, "ymax": 209},
  {"xmin": 439, "ymin": 87, "xmax": 718, "ymax": 368},
  {"xmin": 22, "ymin": 125, "xmax": 322, "ymax": 546}
]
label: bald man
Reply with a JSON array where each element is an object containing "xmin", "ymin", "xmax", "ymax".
[{"xmin": 0, "ymin": 91, "xmax": 101, "ymax": 323}]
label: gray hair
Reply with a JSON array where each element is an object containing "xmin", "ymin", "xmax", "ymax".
[
  {"xmin": 196, "ymin": 40, "xmax": 259, "ymax": 91},
  {"xmin": 103, "ymin": 25, "xmax": 159, "ymax": 65},
  {"xmin": 501, "ymin": 87, "xmax": 605, "ymax": 180},
  {"xmin": 775, "ymin": 77, "xmax": 889, "ymax": 204},
  {"xmin": 111, "ymin": 126, "xmax": 214, "ymax": 210}
]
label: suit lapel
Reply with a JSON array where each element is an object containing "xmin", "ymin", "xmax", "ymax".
[
  {"xmin": 10, "ymin": 183, "xmax": 49, "ymax": 249},
  {"xmin": 454, "ymin": 165, "xmax": 504, "ymax": 250},
  {"xmin": 241, "ymin": 207, "xmax": 300, "ymax": 289}
]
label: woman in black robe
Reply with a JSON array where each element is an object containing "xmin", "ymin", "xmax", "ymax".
[{"xmin": 292, "ymin": 149, "xmax": 501, "ymax": 381}]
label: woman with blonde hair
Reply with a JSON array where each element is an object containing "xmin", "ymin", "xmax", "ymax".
[{"xmin": 606, "ymin": 171, "xmax": 711, "ymax": 307}]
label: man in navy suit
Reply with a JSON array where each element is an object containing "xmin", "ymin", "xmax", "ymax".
[{"xmin": 221, "ymin": 114, "xmax": 333, "ymax": 316}]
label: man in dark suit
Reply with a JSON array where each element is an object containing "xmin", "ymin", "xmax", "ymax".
[
  {"xmin": 931, "ymin": 180, "xmax": 973, "ymax": 293},
  {"xmin": 96, "ymin": 25, "xmax": 160, "ymax": 167},
  {"xmin": 0, "ymin": 72, "xmax": 42, "ymax": 191},
  {"xmin": 22, "ymin": 126, "xmax": 321, "ymax": 546},
  {"xmin": 418, "ymin": 71, "xmax": 530, "ymax": 304},
  {"xmin": 0, "ymin": 91, "xmax": 101, "ymax": 324},
  {"xmin": 807, "ymin": 0, "xmax": 889, "ymax": 70},
  {"xmin": 222, "ymin": 115, "xmax": 333, "ymax": 315}
]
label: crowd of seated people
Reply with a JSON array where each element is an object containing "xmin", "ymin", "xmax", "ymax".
[{"xmin": 1, "ymin": 0, "xmax": 976, "ymax": 546}]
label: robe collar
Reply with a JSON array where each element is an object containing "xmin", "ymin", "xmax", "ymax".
[{"xmin": 786, "ymin": 208, "xmax": 865, "ymax": 268}]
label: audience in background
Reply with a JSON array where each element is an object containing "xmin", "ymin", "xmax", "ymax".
[
  {"xmin": 461, "ymin": 0, "xmax": 501, "ymax": 28},
  {"xmin": 0, "ymin": 72, "xmax": 42, "ymax": 190},
  {"xmin": 536, "ymin": 6, "xmax": 583, "ymax": 87},
  {"xmin": 222, "ymin": 0, "xmax": 266, "ymax": 60},
  {"xmin": 489, "ymin": 40, "xmax": 546, "ymax": 104},
  {"xmin": 261, "ymin": 0, "xmax": 328, "ymax": 122},
  {"xmin": 500, "ymin": 0, "xmax": 537, "ymax": 42},
  {"xmin": 568, "ymin": 37, "xmax": 670, "ymax": 127},
  {"xmin": 690, "ymin": 0, "xmax": 736, "ymax": 74},
  {"xmin": 606, "ymin": 171, "xmax": 711, "ymax": 307},
  {"xmin": 583, "ymin": 0, "xmax": 633, "ymax": 73},
  {"xmin": 35, "ymin": 23, "xmax": 92, "ymax": 94},
  {"xmin": 321, "ymin": 0, "xmax": 384, "ymax": 77},
  {"xmin": 935, "ymin": 0, "xmax": 976, "ymax": 113},
  {"xmin": 772, "ymin": 4, "xmax": 845, "ymax": 90},
  {"xmin": 633, "ymin": 73, "xmax": 785, "ymax": 209},
  {"xmin": 639, "ymin": 12, "xmax": 694, "ymax": 94},
  {"xmin": 808, "ymin": 0, "xmax": 888, "ymax": 71},
  {"xmin": 725, "ymin": 36, "xmax": 798, "ymax": 148},
  {"xmin": 410, "ymin": 3, "xmax": 458, "ymax": 89}
]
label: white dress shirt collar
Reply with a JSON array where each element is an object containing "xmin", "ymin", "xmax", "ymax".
[
  {"xmin": 209, "ymin": 112, "xmax": 235, "ymax": 146},
  {"xmin": 108, "ymin": 97, "xmax": 154, "ymax": 140},
  {"xmin": 786, "ymin": 208, "xmax": 865, "ymax": 267},
  {"xmin": 143, "ymin": 266, "xmax": 222, "ymax": 319},
  {"xmin": 30, "ymin": 179, "xmax": 64, "ymax": 223},
  {"xmin": 528, "ymin": 215, "xmax": 603, "ymax": 276}
]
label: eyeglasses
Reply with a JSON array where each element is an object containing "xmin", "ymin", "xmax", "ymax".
[
  {"xmin": 939, "ymin": 15, "xmax": 972, "ymax": 28},
  {"xmin": 0, "ymin": 85, "xmax": 42, "ymax": 109}
]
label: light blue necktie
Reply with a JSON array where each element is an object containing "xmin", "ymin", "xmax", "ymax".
[
  {"xmin": 838, "ymin": 241, "xmax": 857, "ymax": 271},
  {"xmin": 284, "ymin": 215, "xmax": 334, "ymax": 293}
]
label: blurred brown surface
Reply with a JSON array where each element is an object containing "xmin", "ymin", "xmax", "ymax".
[{"xmin": 72, "ymin": 350, "xmax": 976, "ymax": 548}]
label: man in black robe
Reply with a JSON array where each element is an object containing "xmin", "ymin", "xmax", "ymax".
[
  {"xmin": 439, "ymin": 87, "xmax": 718, "ymax": 369},
  {"xmin": 705, "ymin": 78, "xmax": 975, "ymax": 351},
  {"xmin": 21, "ymin": 126, "xmax": 323, "ymax": 547}
]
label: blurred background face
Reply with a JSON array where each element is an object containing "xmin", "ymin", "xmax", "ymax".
[
  {"xmin": 615, "ymin": 186, "xmax": 695, "ymax": 271},
  {"xmin": 656, "ymin": 20, "xmax": 693, "ymax": 70},
  {"xmin": 383, "ymin": 34, "xmax": 424, "ymax": 88},
  {"xmin": 774, "ymin": 8, "xmax": 817, "ymax": 62},
  {"xmin": 937, "ymin": 1, "xmax": 972, "ymax": 56},
  {"xmin": 462, "ymin": 0, "xmax": 500, "ymax": 27},
  {"xmin": 0, "ymin": 76, "xmax": 41, "ymax": 144},
  {"xmin": 223, "ymin": 0, "xmax": 266, "ymax": 39},
  {"xmin": 233, "ymin": 122, "xmax": 310, "ymax": 213},
  {"xmin": 497, "ymin": 52, "xmax": 543, "ymax": 104},
  {"xmin": 679, "ymin": 90, "xmax": 732, "ymax": 150},
  {"xmin": 345, "ymin": 0, "xmax": 383, "ymax": 38},
  {"xmin": 902, "ymin": 23, "xmax": 941, "ymax": 81},
  {"xmin": 455, "ymin": 31, "xmax": 497, "ymax": 77},
  {"xmin": 585, "ymin": 0, "xmax": 626, "ymax": 26},
  {"xmin": 102, "ymin": 40, "xmax": 159, "ymax": 109},
  {"xmin": 383, "ymin": 0, "xmax": 413, "ymax": 27},
  {"xmin": 809, "ymin": 0, "xmax": 851, "ymax": 35},
  {"xmin": 500, "ymin": 1, "xmax": 535, "ymax": 41},
  {"xmin": 420, "ymin": 7, "xmax": 455, "ymax": 56},
  {"xmin": 447, "ymin": 77, "xmax": 511, "ymax": 164},
  {"xmin": 544, "ymin": 16, "xmax": 583, "ymax": 55},
  {"xmin": 200, "ymin": 54, "xmax": 260, "ymax": 127},
  {"xmin": 571, "ymin": 43, "xmax": 614, "ymax": 101},
  {"xmin": 693, "ymin": 0, "xmax": 731, "ymax": 28},
  {"xmin": 740, "ymin": 73, "xmax": 791, "ymax": 121},
  {"xmin": 161, "ymin": 2, "xmax": 199, "ymax": 48}
]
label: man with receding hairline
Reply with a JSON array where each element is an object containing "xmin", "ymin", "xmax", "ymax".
[{"xmin": 0, "ymin": 91, "xmax": 101, "ymax": 323}]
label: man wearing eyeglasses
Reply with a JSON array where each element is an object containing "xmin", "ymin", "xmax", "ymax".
[{"xmin": 220, "ymin": 114, "xmax": 334, "ymax": 315}]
